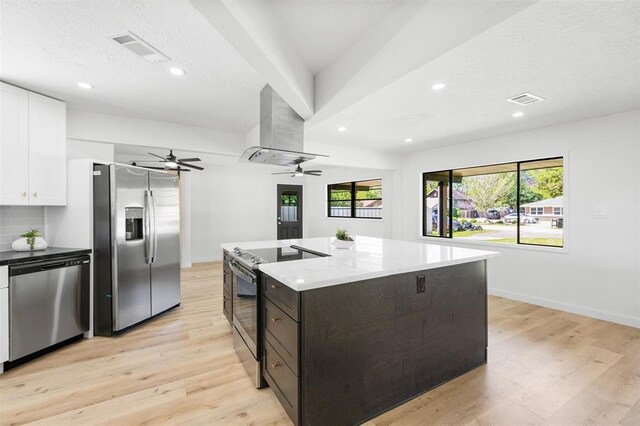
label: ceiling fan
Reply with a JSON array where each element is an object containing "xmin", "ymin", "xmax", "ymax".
[
  {"xmin": 132, "ymin": 149, "xmax": 204, "ymax": 171},
  {"xmin": 271, "ymin": 163, "xmax": 322, "ymax": 177}
]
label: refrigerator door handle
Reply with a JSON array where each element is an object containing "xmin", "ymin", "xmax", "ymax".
[
  {"xmin": 144, "ymin": 190, "xmax": 152, "ymax": 264},
  {"xmin": 151, "ymin": 190, "xmax": 158, "ymax": 263}
]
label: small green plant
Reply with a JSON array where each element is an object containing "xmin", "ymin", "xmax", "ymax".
[
  {"xmin": 470, "ymin": 219, "xmax": 477, "ymax": 224},
  {"xmin": 335, "ymin": 228, "xmax": 353, "ymax": 241},
  {"xmin": 21, "ymin": 229, "xmax": 42, "ymax": 250}
]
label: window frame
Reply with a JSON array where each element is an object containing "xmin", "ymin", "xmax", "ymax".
[
  {"xmin": 421, "ymin": 156, "xmax": 564, "ymax": 249},
  {"xmin": 327, "ymin": 178, "xmax": 383, "ymax": 220}
]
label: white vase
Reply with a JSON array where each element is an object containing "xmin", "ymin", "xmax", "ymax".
[
  {"xmin": 12, "ymin": 237, "xmax": 48, "ymax": 252},
  {"xmin": 331, "ymin": 238, "xmax": 354, "ymax": 249}
]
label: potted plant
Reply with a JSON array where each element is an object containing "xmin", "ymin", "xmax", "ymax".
[
  {"xmin": 332, "ymin": 228, "xmax": 354, "ymax": 249},
  {"xmin": 12, "ymin": 228, "xmax": 48, "ymax": 252}
]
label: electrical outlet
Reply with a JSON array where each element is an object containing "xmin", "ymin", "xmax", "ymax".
[{"xmin": 416, "ymin": 275, "xmax": 426, "ymax": 293}]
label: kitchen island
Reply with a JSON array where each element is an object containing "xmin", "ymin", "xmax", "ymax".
[{"xmin": 221, "ymin": 236, "xmax": 498, "ymax": 425}]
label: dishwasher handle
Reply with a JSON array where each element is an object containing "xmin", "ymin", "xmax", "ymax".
[{"xmin": 9, "ymin": 255, "xmax": 90, "ymax": 277}]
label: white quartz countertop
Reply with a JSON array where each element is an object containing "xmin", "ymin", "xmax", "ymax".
[{"xmin": 221, "ymin": 236, "xmax": 499, "ymax": 291}]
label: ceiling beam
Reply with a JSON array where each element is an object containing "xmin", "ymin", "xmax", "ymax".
[
  {"xmin": 308, "ymin": 0, "xmax": 538, "ymax": 127},
  {"xmin": 188, "ymin": 0, "xmax": 314, "ymax": 119}
]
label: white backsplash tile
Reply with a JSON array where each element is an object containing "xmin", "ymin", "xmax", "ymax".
[{"xmin": 0, "ymin": 206, "xmax": 45, "ymax": 252}]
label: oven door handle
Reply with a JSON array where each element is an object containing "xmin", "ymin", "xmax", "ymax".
[{"xmin": 229, "ymin": 260, "xmax": 256, "ymax": 284}]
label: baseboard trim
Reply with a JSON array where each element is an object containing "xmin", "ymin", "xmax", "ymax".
[{"xmin": 489, "ymin": 287, "xmax": 640, "ymax": 329}]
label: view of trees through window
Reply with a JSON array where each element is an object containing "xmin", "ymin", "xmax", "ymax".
[
  {"xmin": 328, "ymin": 179, "xmax": 382, "ymax": 219},
  {"xmin": 423, "ymin": 157, "xmax": 564, "ymax": 247}
]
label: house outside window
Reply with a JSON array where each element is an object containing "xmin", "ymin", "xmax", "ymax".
[
  {"xmin": 422, "ymin": 157, "xmax": 564, "ymax": 248},
  {"xmin": 328, "ymin": 179, "xmax": 382, "ymax": 219}
]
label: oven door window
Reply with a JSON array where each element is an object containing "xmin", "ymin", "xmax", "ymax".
[{"xmin": 232, "ymin": 268, "xmax": 258, "ymax": 352}]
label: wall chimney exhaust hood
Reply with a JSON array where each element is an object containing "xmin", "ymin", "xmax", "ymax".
[{"xmin": 241, "ymin": 85, "xmax": 326, "ymax": 166}]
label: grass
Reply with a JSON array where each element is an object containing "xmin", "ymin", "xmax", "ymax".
[
  {"xmin": 453, "ymin": 229, "xmax": 489, "ymax": 237},
  {"xmin": 487, "ymin": 237, "xmax": 563, "ymax": 247}
]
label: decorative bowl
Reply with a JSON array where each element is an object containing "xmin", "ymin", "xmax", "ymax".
[
  {"xmin": 12, "ymin": 237, "xmax": 48, "ymax": 252},
  {"xmin": 331, "ymin": 238, "xmax": 354, "ymax": 249}
]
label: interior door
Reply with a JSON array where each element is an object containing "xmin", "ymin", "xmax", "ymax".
[
  {"xmin": 149, "ymin": 171, "xmax": 181, "ymax": 315},
  {"xmin": 113, "ymin": 165, "xmax": 151, "ymax": 331},
  {"xmin": 277, "ymin": 184, "xmax": 303, "ymax": 240}
]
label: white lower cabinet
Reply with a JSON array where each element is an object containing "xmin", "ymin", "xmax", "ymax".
[{"xmin": 0, "ymin": 82, "xmax": 67, "ymax": 206}]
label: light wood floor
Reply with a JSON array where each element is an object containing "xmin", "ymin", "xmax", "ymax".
[{"xmin": 1, "ymin": 262, "xmax": 639, "ymax": 425}]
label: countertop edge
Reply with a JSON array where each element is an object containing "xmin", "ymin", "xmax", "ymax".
[
  {"xmin": 259, "ymin": 253, "xmax": 498, "ymax": 291},
  {"xmin": 0, "ymin": 248, "xmax": 92, "ymax": 266}
]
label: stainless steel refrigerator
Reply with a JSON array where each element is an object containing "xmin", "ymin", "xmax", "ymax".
[{"xmin": 93, "ymin": 164, "xmax": 181, "ymax": 336}]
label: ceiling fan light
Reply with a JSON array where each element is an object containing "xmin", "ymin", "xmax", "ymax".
[{"xmin": 165, "ymin": 161, "xmax": 178, "ymax": 168}]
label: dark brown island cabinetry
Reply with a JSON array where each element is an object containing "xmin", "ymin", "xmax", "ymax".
[
  {"xmin": 222, "ymin": 250, "xmax": 232, "ymax": 324},
  {"xmin": 262, "ymin": 260, "xmax": 487, "ymax": 426}
]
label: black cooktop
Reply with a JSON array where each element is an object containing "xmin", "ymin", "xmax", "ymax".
[{"xmin": 249, "ymin": 246, "xmax": 328, "ymax": 263}]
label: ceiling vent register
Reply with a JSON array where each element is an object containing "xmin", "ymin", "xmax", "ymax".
[
  {"xmin": 111, "ymin": 32, "xmax": 170, "ymax": 63},
  {"xmin": 506, "ymin": 92, "xmax": 545, "ymax": 106}
]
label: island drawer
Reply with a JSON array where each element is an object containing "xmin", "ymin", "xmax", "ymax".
[
  {"xmin": 223, "ymin": 289, "xmax": 232, "ymax": 324},
  {"xmin": 263, "ymin": 275, "xmax": 299, "ymax": 321},
  {"xmin": 264, "ymin": 298, "xmax": 299, "ymax": 374},
  {"xmin": 264, "ymin": 340, "xmax": 299, "ymax": 424}
]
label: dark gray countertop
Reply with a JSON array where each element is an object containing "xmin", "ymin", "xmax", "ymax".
[{"xmin": 0, "ymin": 247, "xmax": 92, "ymax": 266}]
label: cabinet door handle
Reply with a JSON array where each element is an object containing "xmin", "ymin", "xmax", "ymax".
[
  {"xmin": 270, "ymin": 317, "xmax": 281, "ymax": 323},
  {"xmin": 32, "ymin": 192, "xmax": 38, "ymax": 198},
  {"xmin": 271, "ymin": 362, "xmax": 281, "ymax": 369},
  {"xmin": 271, "ymin": 284, "xmax": 279, "ymax": 289},
  {"xmin": 21, "ymin": 191, "xmax": 26, "ymax": 198}
]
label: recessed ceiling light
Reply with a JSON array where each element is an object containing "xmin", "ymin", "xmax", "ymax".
[
  {"xmin": 512, "ymin": 111, "xmax": 524, "ymax": 118},
  {"xmin": 404, "ymin": 138, "xmax": 413, "ymax": 143},
  {"xmin": 169, "ymin": 67, "xmax": 186, "ymax": 76},
  {"xmin": 431, "ymin": 83, "xmax": 446, "ymax": 91},
  {"xmin": 337, "ymin": 126, "xmax": 347, "ymax": 132},
  {"xmin": 77, "ymin": 82, "xmax": 94, "ymax": 89}
]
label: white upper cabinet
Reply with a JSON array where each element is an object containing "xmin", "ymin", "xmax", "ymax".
[
  {"xmin": 0, "ymin": 83, "xmax": 29, "ymax": 205},
  {"xmin": 27, "ymin": 92, "xmax": 67, "ymax": 205},
  {"xmin": 0, "ymin": 82, "xmax": 66, "ymax": 206}
]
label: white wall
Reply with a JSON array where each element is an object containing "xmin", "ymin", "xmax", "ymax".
[
  {"xmin": 399, "ymin": 109, "xmax": 640, "ymax": 327},
  {"xmin": 304, "ymin": 167, "xmax": 399, "ymax": 239},
  {"xmin": 189, "ymin": 163, "xmax": 310, "ymax": 262}
]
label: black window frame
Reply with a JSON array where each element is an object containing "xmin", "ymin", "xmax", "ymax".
[
  {"xmin": 327, "ymin": 178, "xmax": 383, "ymax": 219},
  {"xmin": 422, "ymin": 156, "xmax": 564, "ymax": 248}
]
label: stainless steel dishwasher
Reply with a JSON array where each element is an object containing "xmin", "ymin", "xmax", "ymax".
[{"xmin": 9, "ymin": 255, "xmax": 90, "ymax": 361}]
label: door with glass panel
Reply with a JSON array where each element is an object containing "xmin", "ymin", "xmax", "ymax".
[{"xmin": 277, "ymin": 184, "xmax": 303, "ymax": 240}]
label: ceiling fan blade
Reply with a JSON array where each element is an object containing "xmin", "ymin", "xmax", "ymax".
[
  {"xmin": 271, "ymin": 171, "xmax": 295, "ymax": 175},
  {"xmin": 304, "ymin": 170, "xmax": 322, "ymax": 173},
  {"xmin": 304, "ymin": 172, "xmax": 322, "ymax": 176},
  {"xmin": 137, "ymin": 165, "xmax": 167, "ymax": 170},
  {"xmin": 178, "ymin": 157, "xmax": 201, "ymax": 162},
  {"xmin": 177, "ymin": 161, "xmax": 204, "ymax": 170},
  {"xmin": 148, "ymin": 152, "xmax": 166, "ymax": 160}
]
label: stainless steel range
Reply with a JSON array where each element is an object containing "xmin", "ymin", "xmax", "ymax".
[{"xmin": 228, "ymin": 245, "xmax": 328, "ymax": 388}]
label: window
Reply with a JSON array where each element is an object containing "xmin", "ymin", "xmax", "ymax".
[
  {"xmin": 422, "ymin": 157, "xmax": 563, "ymax": 248},
  {"xmin": 328, "ymin": 179, "xmax": 382, "ymax": 219}
]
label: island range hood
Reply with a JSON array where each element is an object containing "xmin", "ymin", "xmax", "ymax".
[{"xmin": 240, "ymin": 85, "xmax": 326, "ymax": 166}]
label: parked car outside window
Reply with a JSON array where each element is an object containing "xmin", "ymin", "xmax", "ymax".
[{"xmin": 504, "ymin": 213, "xmax": 539, "ymax": 224}]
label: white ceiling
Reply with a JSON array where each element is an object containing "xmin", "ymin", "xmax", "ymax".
[
  {"xmin": 269, "ymin": 0, "xmax": 404, "ymax": 75},
  {"xmin": 306, "ymin": 0, "xmax": 640, "ymax": 153},
  {"xmin": 1, "ymin": 0, "xmax": 638, "ymax": 156},
  {"xmin": 0, "ymin": 0, "xmax": 265, "ymax": 132}
]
